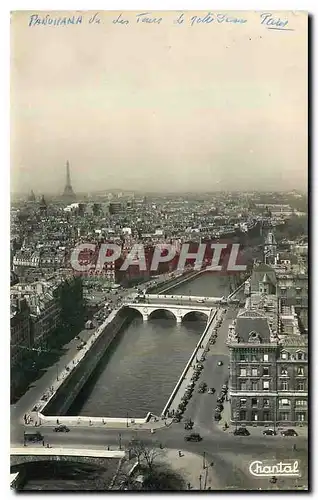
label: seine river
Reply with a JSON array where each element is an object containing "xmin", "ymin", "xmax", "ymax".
[{"xmin": 68, "ymin": 273, "xmax": 232, "ymax": 418}]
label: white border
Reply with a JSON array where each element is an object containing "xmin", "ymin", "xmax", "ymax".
[{"xmin": 3, "ymin": 1, "xmax": 314, "ymax": 498}]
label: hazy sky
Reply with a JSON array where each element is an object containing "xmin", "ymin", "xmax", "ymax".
[{"xmin": 11, "ymin": 10, "xmax": 307, "ymax": 194}]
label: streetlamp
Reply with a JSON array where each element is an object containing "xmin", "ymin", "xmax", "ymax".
[
  {"xmin": 126, "ymin": 412, "xmax": 129, "ymax": 428},
  {"xmin": 56, "ymin": 363, "xmax": 59, "ymax": 381},
  {"xmin": 118, "ymin": 433, "xmax": 122, "ymax": 450},
  {"xmin": 203, "ymin": 451, "xmax": 206, "ymax": 469}
]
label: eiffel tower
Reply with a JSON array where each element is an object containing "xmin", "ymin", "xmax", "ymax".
[{"xmin": 62, "ymin": 161, "xmax": 76, "ymax": 201}]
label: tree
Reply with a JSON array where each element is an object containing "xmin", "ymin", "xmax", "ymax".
[
  {"xmin": 124, "ymin": 438, "xmax": 186, "ymax": 491},
  {"xmin": 128, "ymin": 437, "xmax": 163, "ymax": 470},
  {"xmin": 142, "ymin": 465, "xmax": 186, "ymax": 491}
]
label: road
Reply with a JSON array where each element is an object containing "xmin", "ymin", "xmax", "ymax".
[
  {"xmin": 181, "ymin": 306, "xmax": 236, "ymax": 430},
  {"xmin": 13, "ymin": 424, "xmax": 308, "ymax": 490}
]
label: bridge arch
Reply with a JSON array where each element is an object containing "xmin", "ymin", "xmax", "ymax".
[
  {"xmin": 148, "ymin": 308, "xmax": 177, "ymax": 321},
  {"xmin": 182, "ymin": 311, "xmax": 209, "ymax": 323},
  {"xmin": 122, "ymin": 305, "xmax": 144, "ymax": 319}
]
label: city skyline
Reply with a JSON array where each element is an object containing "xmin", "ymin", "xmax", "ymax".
[{"xmin": 11, "ymin": 11, "xmax": 307, "ymax": 194}]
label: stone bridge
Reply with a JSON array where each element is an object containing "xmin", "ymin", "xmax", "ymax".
[
  {"xmin": 123, "ymin": 303, "xmax": 213, "ymax": 323},
  {"xmin": 10, "ymin": 447, "xmax": 125, "ymax": 469}
]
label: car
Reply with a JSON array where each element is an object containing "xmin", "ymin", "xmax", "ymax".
[
  {"xmin": 281, "ymin": 429, "xmax": 298, "ymax": 437},
  {"xmin": 263, "ymin": 429, "xmax": 277, "ymax": 436},
  {"xmin": 54, "ymin": 425, "xmax": 70, "ymax": 433},
  {"xmin": 196, "ymin": 299, "xmax": 205, "ymax": 303},
  {"xmin": 217, "ymin": 361, "xmax": 223, "ymax": 366},
  {"xmin": 184, "ymin": 433, "xmax": 202, "ymax": 442},
  {"xmin": 234, "ymin": 427, "xmax": 250, "ymax": 436}
]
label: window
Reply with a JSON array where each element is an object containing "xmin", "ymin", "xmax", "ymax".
[
  {"xmin": 280, "ymin": 288, "xmax": 287, "ymax": 297},
  {"xmin": 279, "ymin": 412, "xmax": 289, "ymax": 421},
  {"xmin": 239, "ymin": 410, "xmax": 246, "ymax": 421},
  {"xmin": 297, "ymin": 367, "xmax": 304, "ymax": 376},
  {"xmin": 240, "ymin": 368, "xmax": 247, "ymax": 377},
  {"xmin": 251, "ymin": 354, "xmax": 258, "ymax": 362},
  {"xmin": 252, "ymin": 381, "xmax": 258, "ymax": 391},
  {"xmin": 263, "ymin": 367, "xmax": 269, "ymax": 376},
  {"xmin": 240, "ymin": 381, "xmax": 247, "ymax": 391},
  {"xmin": 252, "ymin": 398, "xmax": 258, "ymax": 407},
  {"xmin": 297, "ymin": 352, "xmax": 304, "ymax": 360},
  {"xmin": 263, "ymin": 381, "xmax": 270, "ymax": 390},
  {"xmin": 263, "ymin": 411, "xmax": 270, "ymax": 421},
  {"xmin": 297, "ymin": 413, "xmax": 306, "ymax": 422},
  {"xmin": 281, "ymin": 367, "xmax": 288, "ymax": 376},
  {"xmin": 281, "ymin": 381, "xmax": 289, "ymax": 391},
  {"xmin": 251, "ymin": 411, "xmax": 258, "ymax": 421},
  {"xmin": 280, "ymin": 398, "xmax": 290, "ymax": 407},
  {"xmin": 263, "ymin": 354, "xmax": 269, "ymax": 362},
  {"xmin": 296, "ymin": 298, "xmax": 302, "ymax": 306},
  {"xmin": 263, "ymin": 398, "xmax": 270, "ymax": 407},
  {"xmin": 281, "ymin": 352, "xmax": 288, "ymax": 360},
  {"xmin": 252, "ymin": 368, "xmax": 258, "ymax": 377},
  {"xmin": 240, "ymin": 353, "xmax": 248, "ymax": 362},
  {"xmin": 240, "ymin": 399, "xmax": 247, "ymax": 407},
  {"xmin": 297, "ymin": 381, "xmax": 305, "ymax": 391},
  {"xmin": 295, "ymin": 400, "xmax": 307, "ymax": 407}
]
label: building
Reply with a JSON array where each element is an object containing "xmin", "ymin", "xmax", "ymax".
[
  {"xmin": 227, "ymin": 309, "xmax": 280, "ymax": 426},
  {"xmin": 109, "ymin": 202, "xmax": 122, "ymax": 215},
  {"xmin": 227, "ymin": 309, "xmax": 308, "ymax": 426},
  {"xmin": 10, "ymin": 273, "xmax": 84, "ymax": 348},
  {"xmin": 10, "ymin": 297, "xmax": 31, "ymax": 368},
  {"xmin": 227, "ymin": 257, "xmax": 308, "ymax": 427}
]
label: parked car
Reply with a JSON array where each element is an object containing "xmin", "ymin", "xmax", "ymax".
[
  {"xmin": 234, "ymin": 427, "xmax": 250, "ymax": 436},
  {"xmin": 281, "ymin": 429, "xmax": 298, "ymax": 437},
  {"xmin": 217, "ymin": 361, "xmax": 223, "ymax": 366},
  {"xmin": 214, "ymin": 412, "xmax": 222, "ymax": 421},
  {"xmin": 215, "ymin": 404, "xmax": 224, "ymax": 412},
  {"xmin": 184, "ymin": 419, "xmax": 194, "ymax": 430},
  {"xmin": 184, "ymin": 433, "xmax": 202, "ymax": 442},
  {"xmin": 263, "ymin": 429, "xmax": 277, "ymax": 436},
  {"xmin": 217, "ymin": 396, "xmax": 224, "ymax": 403},
  {"xmin": 198, "ymin": 382, "xmax": 207, "ymax": 393},
  {"xmin": 24, "ymin": 431, "xmax": 44, "ymax": 443},
  {"xmin": 54, "ymin": 425, "xmax": 70, "ymax": 433}
]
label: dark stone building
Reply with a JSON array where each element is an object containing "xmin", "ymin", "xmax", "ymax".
[{"xmin": 227, "ymin": 309, "xmax": 308, "ymax": 426}]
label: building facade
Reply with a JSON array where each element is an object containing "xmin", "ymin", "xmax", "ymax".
[
  {"xmin": 10, "ymin": 298, "xmax": 31, "ymax": 367},
  {"xmin": 227, "ymin": 309, "xmax": 308, "ymax": 426}
]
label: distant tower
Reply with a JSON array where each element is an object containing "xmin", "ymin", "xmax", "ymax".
[
  {"xmin": 39, "ymin": 194, "xmax": 47, "ymax": 212},
  {"xmin": 264, "ymin": 231, "xmax": 277, "ymax": 264},
  {"xmin": 27, "ymin": 190, "xmax": 36, "ymax": 202},
  {"xmin": 62, "ymin": 161, "xmax": 76, "ymax": 201}
]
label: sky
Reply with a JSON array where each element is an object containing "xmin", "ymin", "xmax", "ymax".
[{"xmin": 11, "ymin": 10, "xmax": 308, "ymax": 194}]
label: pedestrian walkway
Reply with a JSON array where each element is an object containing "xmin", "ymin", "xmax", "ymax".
[{"xmin": 11, "ymin": 447, "xmax": 125, "ymax": 459}]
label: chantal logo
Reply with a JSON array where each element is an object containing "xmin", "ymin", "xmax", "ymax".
[{"xmin": 249, "ymin": 460, "xmax": 301, "ymax": 478}]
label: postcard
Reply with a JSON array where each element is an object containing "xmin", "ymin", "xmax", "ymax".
[{"xmin": 10, "ymin": 10, "xmax": 308, "ymax": 491}]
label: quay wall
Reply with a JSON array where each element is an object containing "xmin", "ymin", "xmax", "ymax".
[{"xmin": 41, "ymin": 311, "xmax": 132, "ymax": 416}]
